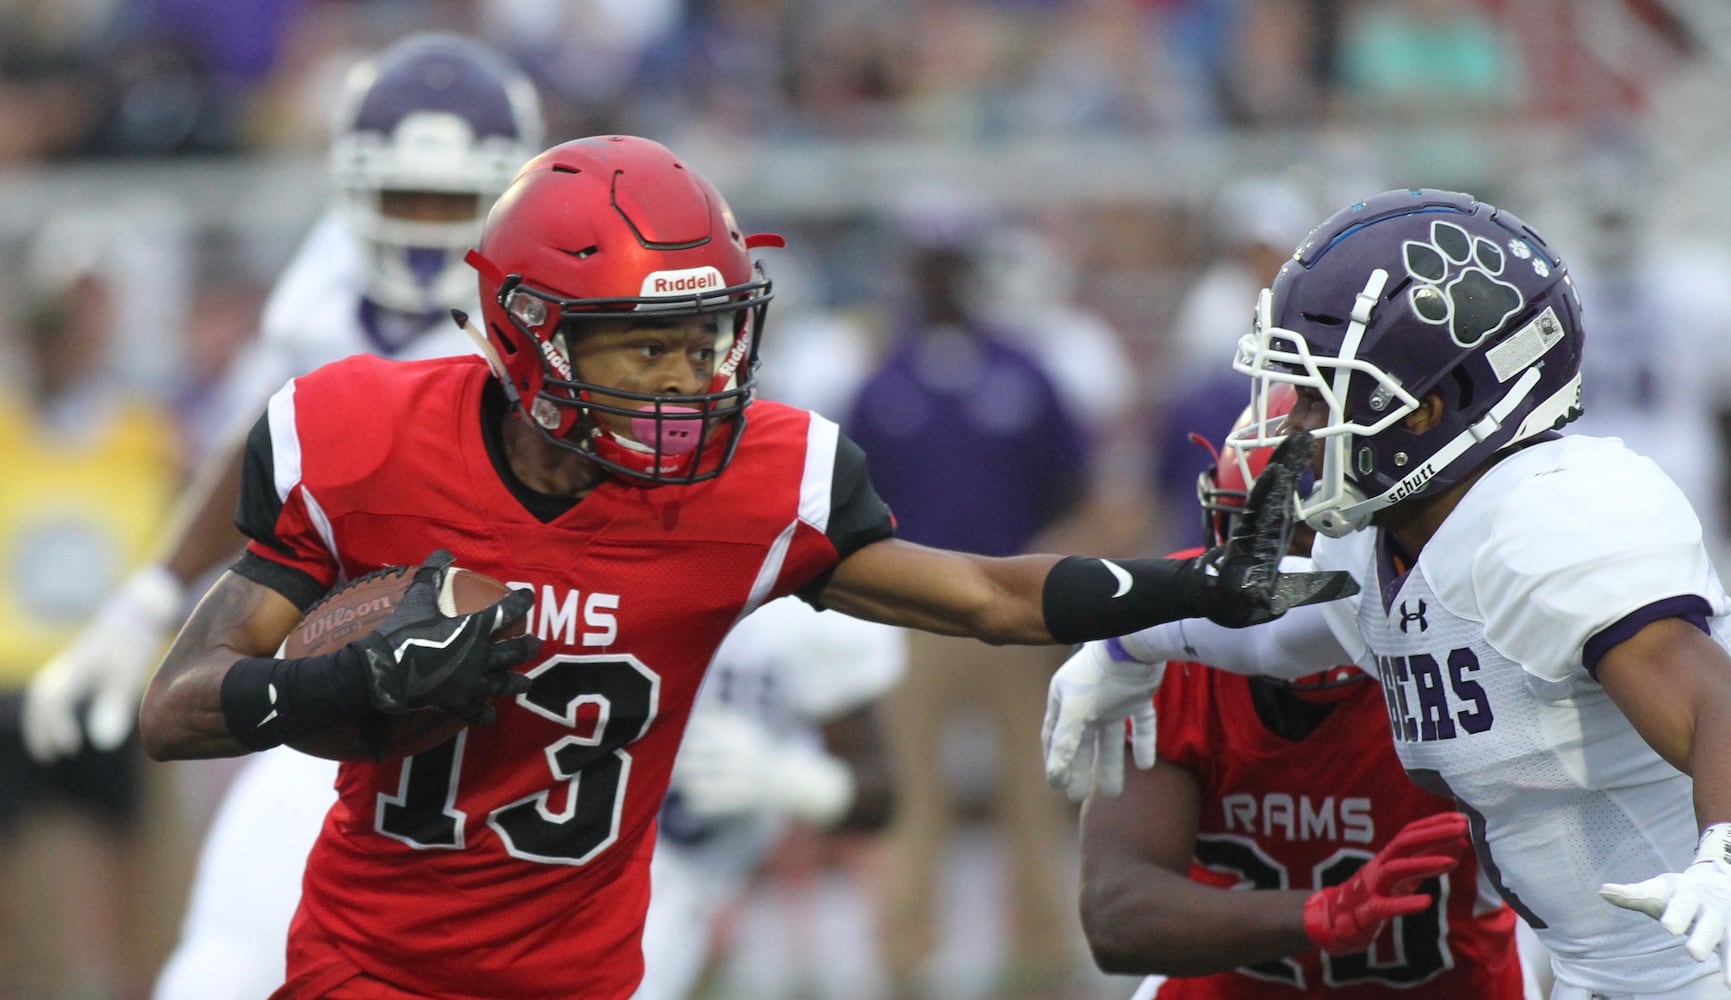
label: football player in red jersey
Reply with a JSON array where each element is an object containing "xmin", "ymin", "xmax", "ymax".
[
  {"xmin": 136, "ymin": 135, "xmax": 1353, "ymax": 1000},
  {"xmin": 1076, "ymin": 389, "xmax": 1527, "ymax": 998}
]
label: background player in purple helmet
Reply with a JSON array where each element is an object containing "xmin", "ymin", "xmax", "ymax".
[
  {"xmin": 1047, "ymin": 188, "xmax": 1731, "ymax": 999},
  {"xmin": 25, "ymin": 31, "xmax": 544, "ymax": 763},
  {"xmin": 6, "ymin": 33, "xmax": 545, "ymax": 1000}
]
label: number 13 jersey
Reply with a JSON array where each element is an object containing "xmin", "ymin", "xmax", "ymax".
[{"xmin": 235, "ymin": 354, "xmax": 895, "ymax": 1000}]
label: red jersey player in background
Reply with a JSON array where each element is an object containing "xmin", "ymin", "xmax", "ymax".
[
  {"xmin": 1077, "ymin": 387, "xmax": 1528, "ymax": 999},
  {"xmin": 135, "ymin": 135, "xmax": 1353, "ymax": 1000}
]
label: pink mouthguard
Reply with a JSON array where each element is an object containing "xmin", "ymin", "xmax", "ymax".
[{"xmin": 631, "ymin": 406, "xmax": 703, "ymax": 455}]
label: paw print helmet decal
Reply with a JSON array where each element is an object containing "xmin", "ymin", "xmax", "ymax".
[{"xmin": 1230, "ymin": 189, "xmax": 1584, "ymax": 536}]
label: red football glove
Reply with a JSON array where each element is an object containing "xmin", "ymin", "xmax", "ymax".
[{"xmin": 1303, "ymin": 811, "xmax": 1471, "ymax": 955}]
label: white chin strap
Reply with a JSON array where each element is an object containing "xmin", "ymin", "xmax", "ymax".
[{"xmin": 1308, "ymin": 365, "xmax": 1552, "ymax": 537}]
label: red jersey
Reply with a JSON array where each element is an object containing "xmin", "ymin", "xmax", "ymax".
[
  {"xmin": 235, "ymin": 355, "xmax": 894, "ymax": 999},
  {"xmin": 1153, "ymin": 659, "xmax": 1524, "ymax": 998}
]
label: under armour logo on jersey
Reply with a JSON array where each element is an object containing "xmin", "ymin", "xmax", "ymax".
[{"xmin": 1399, "ymin": 599, "xmax": 1429, "ymax": 633}]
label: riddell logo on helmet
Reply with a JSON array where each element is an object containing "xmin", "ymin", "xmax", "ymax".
[{"xmin": 641, "ymin": 267, "xmax": 723, "ymax": 297}]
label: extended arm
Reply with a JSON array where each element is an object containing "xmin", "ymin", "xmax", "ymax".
[
  {"xmin": 1042, "ymin": 602, "xmax": 1351, "ymax": 800},
  {"xmin": 1117, "ymin": 600, "xmax": 1350, "ymax": 682},
  {"xmin": 1597, "ymin": 617, "xmax": 1731, "ymax": 983},
  {"xmin": 818, "ymin": 433, "xmax": 1355, "ymax": 646}
]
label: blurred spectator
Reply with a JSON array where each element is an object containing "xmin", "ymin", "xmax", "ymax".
[
  {"xmin": 1334, "ymin": 0, "xmax": 1527, "ymax": 123},
  {"xmin": 0, "ymin": 219, "xmax": 183, "ymax": 999},
  {"xmin": 1147, "ymin": 175, "xmax": 1317, "ymax": 554},
  {"xmin": 845, "ymin": 192, "xmax": 1093, "ymax": 1000}
]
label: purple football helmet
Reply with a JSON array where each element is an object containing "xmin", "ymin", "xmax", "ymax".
[
  {"xmin": 1229, "ymin": 189, "xmax": 1584, "ymax": 537},
  {"xmin": 329, "ymin": 34, "xmax": 544, "ymax": 316}
]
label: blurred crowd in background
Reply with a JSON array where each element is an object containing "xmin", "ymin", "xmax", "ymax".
[{"xmin": 4, "ymin": 0, "xmax": 1731, "ymax": 998}]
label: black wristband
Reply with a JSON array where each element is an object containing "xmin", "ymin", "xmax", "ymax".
[
  {"xmin": 1041, "ymin": 555, "xmax": 1203, "ymax": 645},
  {"xmin": 220, "ymin": 646, "xmax": 376, "ymax": 752}
]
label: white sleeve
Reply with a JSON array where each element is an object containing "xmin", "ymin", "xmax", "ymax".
[
  {"xmin": 1477, "ymin": 448, "xmax": 1728, "ymax": 683},
  {"xmin": 1116, "ymin": 601, "xmax": 1353, "ymax": 680},
  {"xmin": 1115, "ymin": 554, "xmax": 1359, "ymax": 678}
]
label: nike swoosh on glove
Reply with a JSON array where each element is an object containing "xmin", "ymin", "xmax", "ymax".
[
  {"xmin": 1185, "ymin": 432, "xmax": 1359, "ymax": 628},
  {"xmin": 1602, "ymin": 822, "xmax": 1731, "ymax": 985},
  {"xmin": 1042, "ymin": 640, "xmax": 1164, "ymax": 802},
  {"xmin": 1303, "ymin": 811, "xmax": 1469, "ymax": 955},
  {"xmin": 356, "ymin": 550, "xmax": 538, "ymax": 725}
]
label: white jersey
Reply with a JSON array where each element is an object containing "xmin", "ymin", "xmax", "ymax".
[
  {"xmin": 196, "ymin": 210, "xmax": 478, "ymax": 451},
  {"xmin": 1308, "ymin": 434, "xmax": 1730, "ymax": 996},
  {"xmin": 635, "ymin": 597, "xmax": 906, "ymax": 1000}
]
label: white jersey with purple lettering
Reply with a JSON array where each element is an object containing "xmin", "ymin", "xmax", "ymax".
[
  {"xmin": 1306, "ymin": 433, "xmax": 1730, "ymax": 997},
  {"xmin": 196, "ymin": 210, "xmax": 478, "ymax": 449}
]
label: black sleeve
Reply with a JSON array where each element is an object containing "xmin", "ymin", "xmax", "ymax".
[
  {"xmin": 236, "ymin": 410, "xmax": 294, "ymax": 556},
  {"xmin": 231, "ymin": 410, "xmax": 329, "ymax": 612},
  {"xmin": 797, "ymin": 432, "xmax": 896, "ymax": 604},
  {"xmin": 230, "ymin": 551, "xmax": 329, "ymax": 613}
]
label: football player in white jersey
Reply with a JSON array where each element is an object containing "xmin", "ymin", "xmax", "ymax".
[
  {"xmin": 1043, "ymin": 189, "xmax": 1731, "ymax": 999},
  {"xmin": 3, "ymin": 34, "xmax": 543, "ymax": 999},
  {"xmin": 635, "ymin": 596, "xmax": 904, "ymax": 1000},
  {"xmin": 23, "ymin": 32, "xmax": 544, "ymax": 763}
]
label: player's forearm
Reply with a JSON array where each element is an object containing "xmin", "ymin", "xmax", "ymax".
[
  {"xmin": 1691, "ymin": 685, "xmax": 1731, "ymax": 829},
  {"xmin": 139, "ymin": 572, "xmax": 306, "ymax": 760},
  {"xmin": 1117, "ymin": 602, "xmax": 1344, "ymax": 681},
  {"xmin": 1079, "ymin": 862, "xmax": 1315, "ymax": 976},
  {"xmin": 821, "ymin": 541, "xmax": 1218, "ymax": 645}
]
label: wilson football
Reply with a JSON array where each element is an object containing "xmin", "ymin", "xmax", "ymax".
[{"xmin": 281, "ymin": 563, "xmax": 524, "ymax": 761}]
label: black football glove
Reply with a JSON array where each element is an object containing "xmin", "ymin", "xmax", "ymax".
[
  {"xmin": 353, "ymin": 550, "xmax": 538, "ymax": 725},
  {"xmin": 1183, "ymin": 431, "xmax": 1360, "ymax": 628}
]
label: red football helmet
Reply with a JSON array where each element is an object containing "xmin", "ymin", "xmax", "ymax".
[
  {"xmin": 464, "ymin": 135, "xmax": 780, "ymax": 485},
  {"xmin": 1194, "ymin": 382, "xmax": 1299, "ymax": 549},
  {"xmin": 1196, "ymin": 384, "xmax": 1365, "ymax": 694}
]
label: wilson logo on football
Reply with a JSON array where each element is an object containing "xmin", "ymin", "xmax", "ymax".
[{"xmin": 295, "ymin": 596, "xmax": 395, "ymax": 646}]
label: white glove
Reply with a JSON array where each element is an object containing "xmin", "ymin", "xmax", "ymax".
[
  {"xmin": 1041, "ymin": 640, "xmax": 1164, "ymax": 802},
  {"xmin": 23, "ymin": 565, "xmax": 184, "ymax": 762},
  {"xmin": 670, "ymin": 707, "xmax": 854, "ymax": 826},
  {"xmin": 1601, "ymin": 822, "xmax": 1731, "ymax": 984}
]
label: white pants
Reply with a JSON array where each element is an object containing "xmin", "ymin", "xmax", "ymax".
[{"xmin": 152, "ymin": 748, "xmax": 338, "ymax": 1000}]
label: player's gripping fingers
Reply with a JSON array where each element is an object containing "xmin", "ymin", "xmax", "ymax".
[
  {"xmin": 485, "ymin": 588, "xmax": 535, "ymax": 634},
  {"xmin": 1065, "ymin": 734, "xmax": 1099, "ymax": 803},
  {"xmin": 1043, "ymin": 690, "xmax": 1084, "ymax": 792},
  {"xmin": 1681, "ymin": 901, "xmax": 1725, "ymax": 964},
  {"xmin": 1095, "ymin": 726, "xmax": 1125, "ymax": 800},
  {"xmin": 1358, "ymin": 892, "xmax": 1435, "ymax": 926},
  {"xmin": 487, "ymin": 634, "xmax": 540, "ymax": 673},
  {"xmin": 1373, "ymin": 855, "xmax": 1462, "ymax": 897},
  {"xmin": 1128, "ymin": 699, "xmax": 1157, "ymax": 772},
  {"xmin": 1599, "ymin": 875, "xmax": 1675, "ymax": 920},
  {"xmin": 1384, "ymin": 811, "xmax": 1470, "ymax": 857}
]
